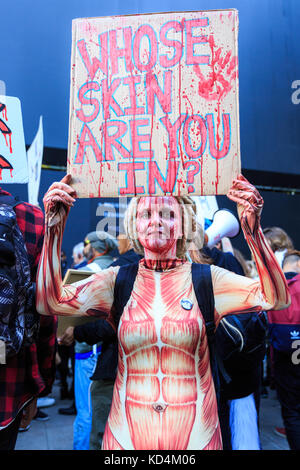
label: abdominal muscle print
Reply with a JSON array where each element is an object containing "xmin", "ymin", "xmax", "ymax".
[{"xmin": 103, "ymin": 261, "xmax": 221, "ymax": 450}]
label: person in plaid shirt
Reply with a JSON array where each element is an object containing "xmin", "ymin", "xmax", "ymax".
[{"xmin": 0, "ymin": 188, "xmax": 57, "ymax": 450}]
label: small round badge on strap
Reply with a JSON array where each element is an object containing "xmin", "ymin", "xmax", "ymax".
[{"xmin": 180, "ymin": 298, "xmax": 193, "ymax": 310}]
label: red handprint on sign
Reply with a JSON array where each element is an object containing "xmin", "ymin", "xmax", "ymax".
[{"xmin": 194, "ymin": 35, "xmax": 238, "ymax": 102}]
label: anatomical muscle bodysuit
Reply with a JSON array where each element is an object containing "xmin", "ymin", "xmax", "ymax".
[{"xmin": 36, "ymin": 175, "xmax": 290, "ymax": 450}]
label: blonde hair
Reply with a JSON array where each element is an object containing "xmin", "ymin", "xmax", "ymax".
[
  {"xmin": 188, "ymin": 248, "xmax": 214, "ymax": 265},
  {"xmin": 124, "ymin": 196, "xmax": 203, "ymax": 258}
]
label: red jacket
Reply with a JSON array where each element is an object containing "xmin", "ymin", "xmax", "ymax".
[{"xmin": 267, "ymin": 272, "xmax": 300, "ymax": 353}]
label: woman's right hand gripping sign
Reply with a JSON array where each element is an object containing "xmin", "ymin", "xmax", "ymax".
[
  {"xmin": 43, "ymin": 174, "xmax": 77, "ymax": 225},
  {"xmin": 227, "ymin": 174, "xmax": 263, "ymax": 233}
]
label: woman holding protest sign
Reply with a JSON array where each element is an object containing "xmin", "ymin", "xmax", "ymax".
[{"xmin": 36, "ymin": 174, "xmax": 289, "ymax": 450}]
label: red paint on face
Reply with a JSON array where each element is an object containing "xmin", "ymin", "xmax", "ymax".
[{"xmin": 136, "ymin": 197, "xmax": 182, "ymax": 259}]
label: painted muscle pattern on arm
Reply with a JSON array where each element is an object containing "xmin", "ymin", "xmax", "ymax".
[
  {"xmin": 36, "ymin": 204, "xmax": 119, "ymax": 322},
  {"xmin": 212, "ymin": 213, "xmax": 290, "ymax": 322},
  {"xmin": 212, "ymin": 229, "xmax": 290, "ymax": 321},
  {"xmin": 243, "ymin": 221, "xmax": 290, "ymax": 310},
  {"xmin": 211, "ymin": 174, "xmax": 291, "ymax": 323},
  {"xmin": 212, "ymin": 265, "xmax": 271, "ymax": 322}
]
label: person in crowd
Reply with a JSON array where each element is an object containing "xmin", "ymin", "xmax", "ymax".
[
  {"xmin": 33, "ymin": 395, "xmax": 56, "ymax": 423},
  {"xmin": 110, "ymin": 233, "xmax": 142, "ymax": 267},
  {"xmin": 56, "ymin": 343, "xmax": 74, "ymax": 404},
  {"xmin": 36, "ymin": 250, "xmax": 70, "ymax": 415},
  {"xmin": 81, "ymin": 231, "xmax": 118, "ymax": 272},
  {"xmin": 262, "ymin": 227, "xmax": 295, "ymax": 401},
  {"xmin": 60, "ymin": 250, "xmax": 68, "ymax": 279},
  {"xmin": 71, "ymin": 242, "xmax": 87, "ymax": 269},
  {"xmin": 189, "ymin": 231, "xmax": 265, "ymax": 449},
  {"xmin": 60, "ymin": 232, "xmax": 129, "ymax": 449},
  {"xmin": 61, "ymin": 231, "xmax": 116, "ymax": 450},
  {"xmin": 267, "ymin": 250, "xmax": 300, "ymax": 449},
  {"xmin": 36, "ymin": 173, "xmax": 290, "ymax": 450},
  {"xmin": 232, "ymin": 248, "xmax": 255, "ymax": 279},
  {"xmin": 59, "ymin": 315, "xmax": 117, "ymax": 450},
  {"xmin": 60, "ymin": 232, "xmax": 142, "ymax": 449},
  {"xmin": 57, "ymin": 242, "xmax": 87, "ymax": 407},
  {"xmin": 0, "ymin": 187, "xmax": 57, "ymax": 448},
  {"xmin": 215, "ymin": 245, "xmax": 266, "ymax": 450},
  {"xmin": 263, "ymin": 226, "xmax": 294, "ymax": 267}
]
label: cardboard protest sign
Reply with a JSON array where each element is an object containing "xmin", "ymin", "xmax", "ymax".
[
  {"xmin": 27, "ymin": 116, "xmax": 44, "ymax": 205},
  {"xmin": 0, "ymin": 95, "xmax": 28, "ymax": 183},
  {"xmin": 68, "ymin": 10, "xmax": 240, "ymax": 198}
]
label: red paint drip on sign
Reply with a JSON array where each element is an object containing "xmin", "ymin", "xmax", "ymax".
[{"xmin": 8, "ymin": 134, "xmax": 12, "ymax": 154}]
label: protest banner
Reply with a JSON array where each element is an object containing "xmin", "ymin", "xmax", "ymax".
[
  {"xmin": 27, "ymin": 115, "xmax": 44, "ymax": 205},
  {"xmin": 68, "ymin": 10, "xmax": 240, "ymax": 198},
  {"xmin": 0, "ymin": 95, "xmax": 28, "ymax": 183}
]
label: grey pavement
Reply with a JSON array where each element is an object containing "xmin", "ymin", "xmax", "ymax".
[{"xmin": 15, "ymin": 381, "xmax": 289, "ymax": 451}]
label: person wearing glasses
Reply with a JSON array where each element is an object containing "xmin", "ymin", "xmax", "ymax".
[{"xmin": 82, "ymin": 231, "xmax": 117, "ymax": 272}]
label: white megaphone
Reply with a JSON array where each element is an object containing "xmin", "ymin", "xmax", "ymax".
[{"xmin": 204, "ymin": 209, "xmax": 240, "ymax": 248}]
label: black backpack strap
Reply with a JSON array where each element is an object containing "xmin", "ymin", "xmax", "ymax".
[
  {"xmin": 113, "ymin": 262, "xmax": 139, "ymax": 326},
  {"xmin": 191, "ymin": 264, "xmax": 220, "ymax": 391},
  {"xmin": 191, "ymin": 263, "xmax": 231, "ymax": 400},
  {"xmin": 191, "ymin": 263, "xmax": 215, "ymax": 335}
]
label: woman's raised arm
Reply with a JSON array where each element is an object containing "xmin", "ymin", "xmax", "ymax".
[
  {"xmin": 213, "ymin": 175, "xmax": 290, "ymax": 321},
  {"xmin": 36, "ymin": 175, "xmax": 119, "ymax": 322}
]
